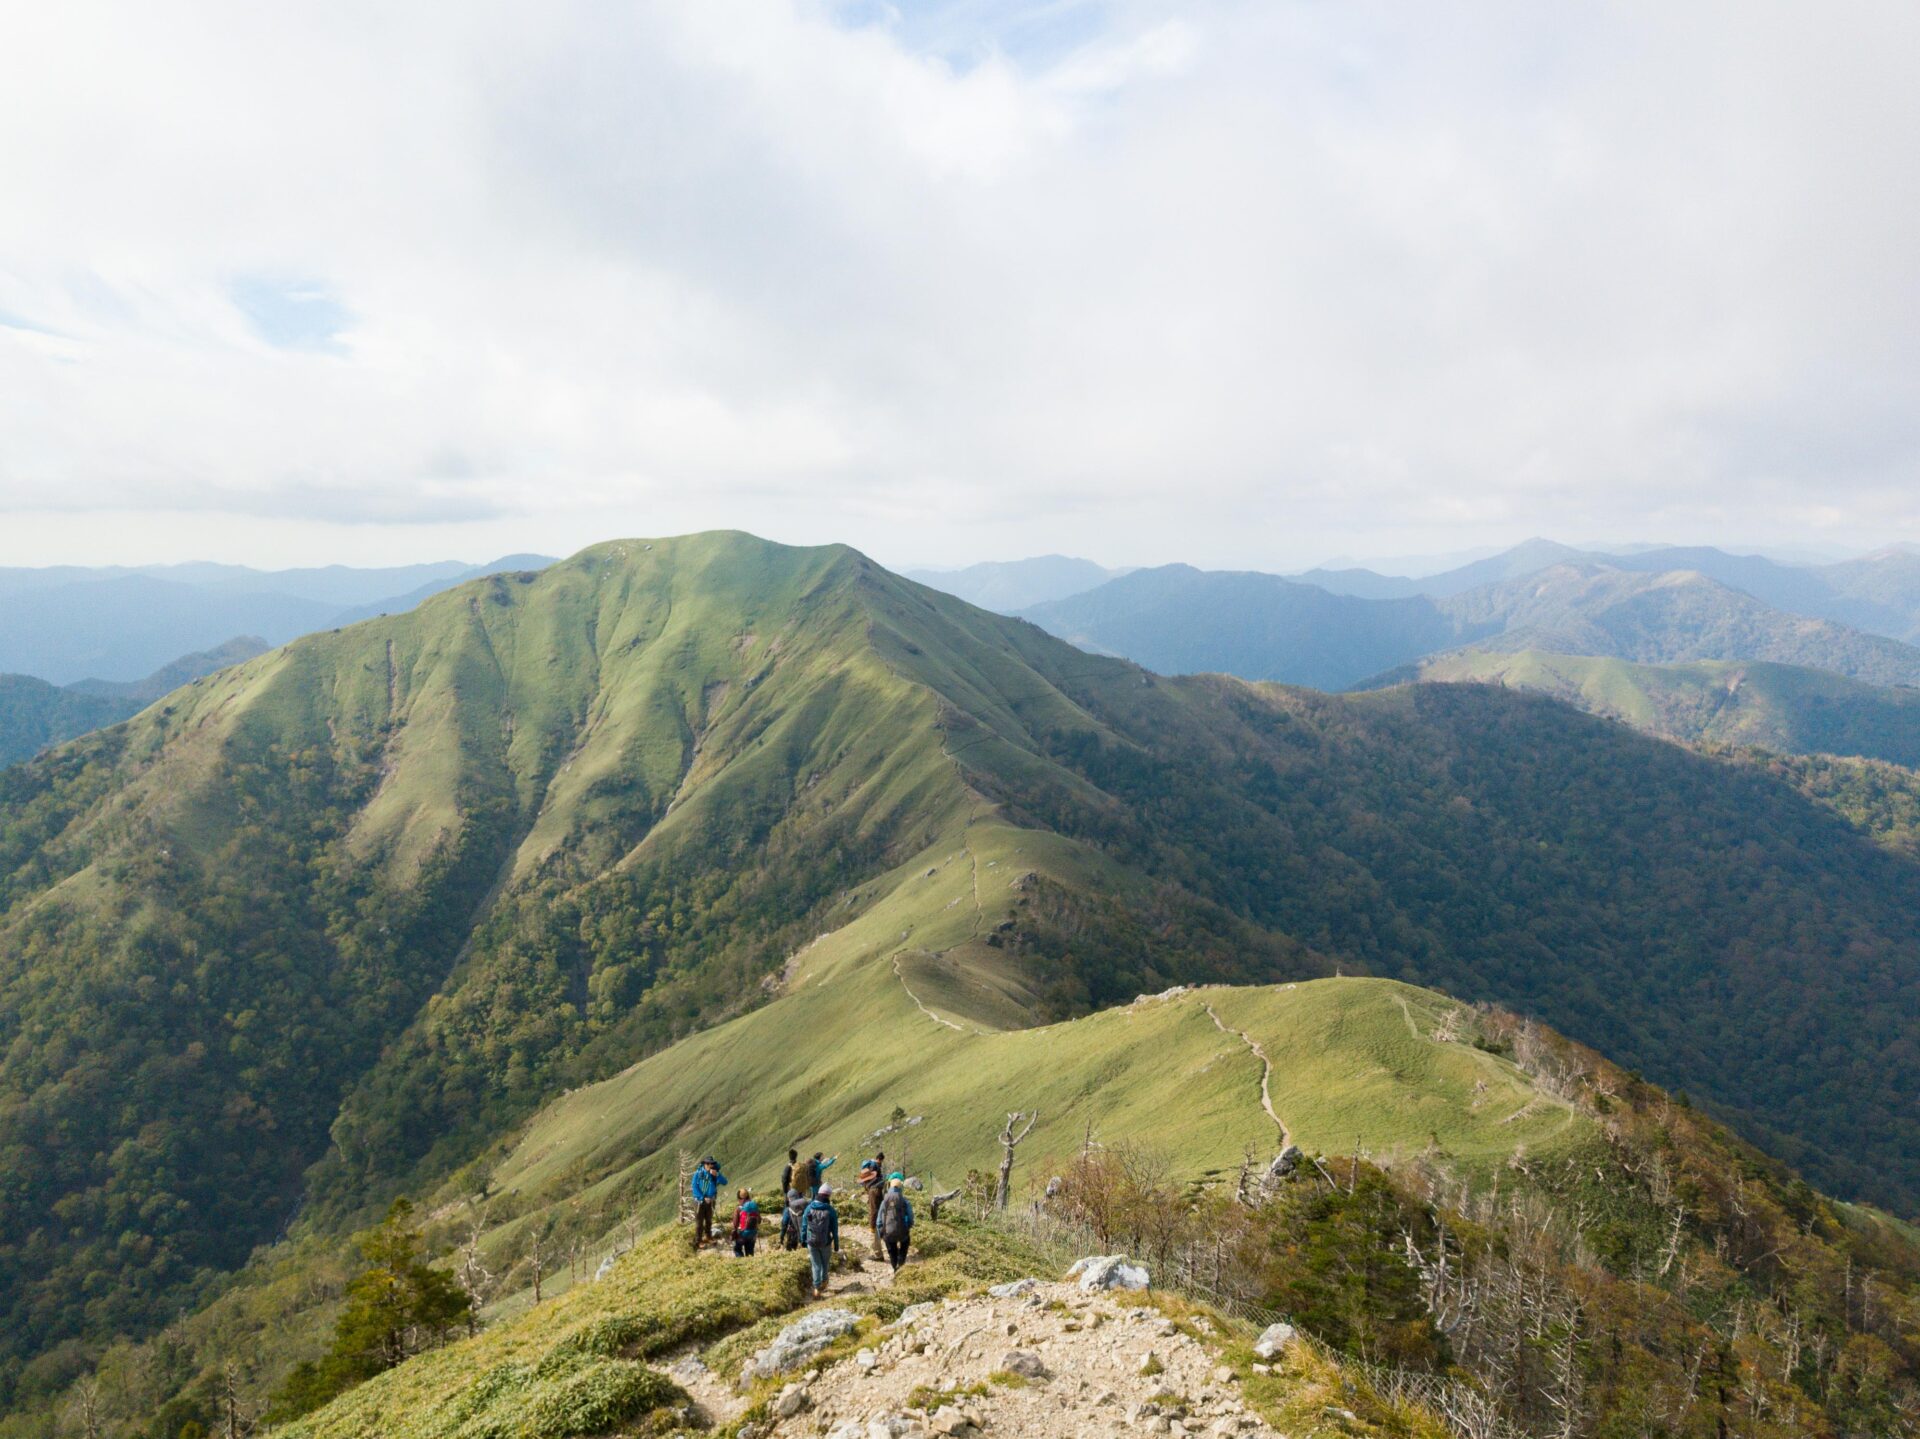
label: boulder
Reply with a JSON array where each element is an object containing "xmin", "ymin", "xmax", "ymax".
[
  {"xmin": 998, "ymin": 1348, "xmax": 1049, "ymax": 1379},
  {"xmin": 772, "ymin": 1384, "xmax": 811, "ymax": 1418},
  {"xmin": 987, "ymin": 1277, "xmax": 1037, "ymax": 1298},
  {"xmin": 1065, "ymin": 1254, "xmax": 1151, "ymax": 1291},
  {"xmin": 1265, "ymin": 1145, "xmax": 1303, "ymax": 1186},
  {"xmin": 1252, "ymin": 1321, "xmax": 1297, "ymax": 1360},
  {"xmin": 928, "ymin": 1406, "xmax": 976, "ymax": 1436},
  {"xmin": 745, "ymin": 1309, "xmax": 861, "ymax": 1379}
]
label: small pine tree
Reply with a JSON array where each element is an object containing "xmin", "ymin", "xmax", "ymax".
[{"xmin": 267, "ymin": 1199, "xmax": 472, "ymax": 1420}]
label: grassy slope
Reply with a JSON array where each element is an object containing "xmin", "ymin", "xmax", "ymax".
[
  {"xmin": 1405, "ymin": 647, "xmax": 1920, "ymax": 765},
  {"xmin": 479, "ymin": 820, "xmax": 1587, "ymax": 1257}
]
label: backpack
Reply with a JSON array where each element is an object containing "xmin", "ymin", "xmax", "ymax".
[
  {"xmin": 804, "ymin": 1202, "xmax": 835, "ymax": 1248},
  {"xmin": 879, "ymin": 1191, "xmax": 908, "ymax": 1240}
]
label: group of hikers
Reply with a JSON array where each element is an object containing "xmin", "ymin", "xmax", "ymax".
[{"xmin": 689, "ymin": 1145, "xmax": 916, "ymax": 1297}]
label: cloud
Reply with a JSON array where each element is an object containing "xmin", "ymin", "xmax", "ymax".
[{"xmin": 0, "ymin": 0, "xmax": 1916, "ymax": 567}]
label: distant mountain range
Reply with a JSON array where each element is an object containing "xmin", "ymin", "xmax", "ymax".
[
  {"xmin": 0, "ymin": 637, "xmax": 272, "ymax": 768},
  {"xmin": 900, "ymin": 554, "xmax": 1130, "ymax": 612},
  {"xmin": 1299, "ymin": 539, "xmax": 1920, "ymax": 642},
  {"xmin": 1021, "ymin": 558, "xmax": 1920, "ymax": 693},
  {"xmin": 0, "ymin": 554, "xmax": 553, "ymax": 685},
  {"xmin": 1380, "ymin": 648, "xmax": 1920, "ymax": 769}
]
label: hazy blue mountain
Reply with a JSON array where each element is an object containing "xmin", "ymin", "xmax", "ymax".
[
  {"xmin": 0, "ymin": 556, "xmax": 555, "ymax": 683},
  {"xmin": 0, "ymin": 577, "xmax": 337, "ymax": 684},
  {"xmin": 1022, "ymin": 564, "xmax": 1491, "ymax": 689},
  {"xmin": 1294, "ymin": 537, "xmax": 1588, "ymax": 599},
  {"xmin": 903, "ymin": 554, "xmax": 1122, "ymax": 612},
  {"xmin": 0, "ymin": 637, "xmax": 269, "ymax": 766},
  {"xmin": 1301, "ymin": 540, "xmax": 1920, "ymax": 645},
  {"xmin": 1028, "ymin": 559, "xmax": 1920, "ymax": 691},
  {"xmin": 151, "ymin": 560, "xmax": 475, "ymax": 607},
  {"xmin": 325, "ymin": 553, "xmax": 557, "ymax": 624},
  {"xmin": 66, "ymin": 635, "xmax": 272, "ymax": 703}
]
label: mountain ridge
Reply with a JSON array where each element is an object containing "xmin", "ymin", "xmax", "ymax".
[{"xmin": 3, "ymin": 532, "xmax": 1919, "ymax": 1404}]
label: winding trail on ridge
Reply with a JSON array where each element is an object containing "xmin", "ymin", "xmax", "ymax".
[
  {"xmin": 892, "ymin": 952, "xmax": 967, "ymax": 1033},
  {"xmin": 1203, "ymin": 1000, "xmax": 1292, "ymax": 1149}
]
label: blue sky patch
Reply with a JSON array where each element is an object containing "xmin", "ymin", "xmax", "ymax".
[{"xmin": 228, "ymin": 275, "xmax": 352, "ymax": 352}]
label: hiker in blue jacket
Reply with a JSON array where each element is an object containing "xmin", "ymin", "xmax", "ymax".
[
  {"xmin": 801, "ymin": 1184, "xmax": 841, "ymax": 1297},
  {"xmin": 690, "ymin": 1155, "xmax": 727, "ymax": 1252}
]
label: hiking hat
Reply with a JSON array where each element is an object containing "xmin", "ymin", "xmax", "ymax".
[
  {"xmin": 888, "ymin": 1171, "xmax": 904, "ymax": 1181},
  {"xmin": 817, "ymin": 1184, "xmax": 833, "ymax": 1197}
]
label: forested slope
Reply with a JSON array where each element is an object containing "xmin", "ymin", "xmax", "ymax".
[{"xmin": 1382, "ymin": 648, "xmax": 1920, "ymax": 766}]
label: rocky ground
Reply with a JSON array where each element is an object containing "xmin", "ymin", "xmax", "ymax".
[{"xmin": 709, "ymin": 1271, "xmax": 1283, "ymax": 1438}]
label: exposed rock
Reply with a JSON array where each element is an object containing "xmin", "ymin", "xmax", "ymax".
[
  {"xmin": 987, "ymin": 1277, "xmax": 1037, "ymax": 1298},
  {"xmin": 997, "ymin": 1349, "xmax": 1049, "ymax": 1379},
  {"xmin": 772, "ymin": 1384, "xmax": 811, "ymax": 1418},
  {"xmin": 1251, "ymin": 1322, "xmax": 1297, "ymax": 1360},
  {"xmin": 1065, "ymin": 1254, "xmax": 1151, "ymax": 1291},
  {"xmin": 747, "ymin": 1308, "xmax": 862, "ymax": 1379}
]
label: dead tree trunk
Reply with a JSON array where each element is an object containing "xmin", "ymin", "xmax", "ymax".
[
  {"xmin": 996, "ymin": 1110, "xmax": 1039, "ymax": 1209},
  {"xmin": 676, "ymin": 1149, "xmax": 695, "ymax": 1226}
]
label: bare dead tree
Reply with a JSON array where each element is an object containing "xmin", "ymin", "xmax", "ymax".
[
  {"xmin": 526, "ymin": 1227, "xmax": 551, "ymax": 1305},
  {"xmin": 457, "ymin": 1217, "xmax": 494, "ymax": 1335},
  {"xmin": 217, "ymin": 1359, "xmax": 253, "ymax": 1439},
  {"xmin": 927, "ymin": 1186, "xmax": 964, "ymax": 1220},
  {"xmin": 66, "ymin": 1377, "xmax": 104, "ymax": 1439},
  {"xmin": 995, "ymin": 1110, "xmax": 1038, "ymax": 1210}
]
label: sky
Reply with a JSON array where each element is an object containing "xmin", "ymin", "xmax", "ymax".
[{"xmin": 1, "ymin": 0, "xmax": 1918, "ymax": 574}]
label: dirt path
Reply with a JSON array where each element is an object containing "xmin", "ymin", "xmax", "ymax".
[
  {"xmin": 671, "ymin": 1250, "xmax": 902, "ymax": 1427},
  {"xmin": 892, "ymin": 952, "xmax": 968, "ymax": 1033},
  {"xmin": 1203, "ymin": 1001, "xmax": 1291, "ymax": 1149},
  {"xmin": 759, "ymin": 1277, "xmax": 1280, "ymax": 1438}
]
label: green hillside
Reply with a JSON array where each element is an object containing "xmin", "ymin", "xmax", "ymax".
[
  {"xmin": 5, "ymin": 532, "xmax": 1920, "ymax": 1409},
  {"xmin": 1391, "ymin": 648, "xmax": 1920, "ymax": 765}
]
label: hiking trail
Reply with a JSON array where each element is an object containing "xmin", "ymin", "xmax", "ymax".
[{"xmin": 1203, "ymin": 1000, "xmax": 1292, "ymax": 1148}]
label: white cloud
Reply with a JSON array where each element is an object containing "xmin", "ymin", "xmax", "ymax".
[{"xmin": 0, "ymin": 0, "xmax": 1916, "ymax": 569}]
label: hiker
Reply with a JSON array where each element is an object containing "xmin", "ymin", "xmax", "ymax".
[
  {"xmin": 690, "ymin": 1155, "xmax": 727, "ymax": 1252},
  {"xmin": 791, "ymin": 1149, "xmax": 835, "ymax": 1197},
  {"xmin": 858, "ymin": 1157, "xmax": 886, "ymax": 1259},
  {"xmin": 877, "ymin": 1175, "xmax": 914, "ymax": 1272},
  {"xmin": 802, "ymin": 1184, "xmax": 841, "ymax": 1297},
  {"xmin": 780, "ymin": 1186, "xmax": 807, "ymax": 1251},
  {"xmin": 731, "ymin": 1188, "xmax": 760, "ymax": 1257}
]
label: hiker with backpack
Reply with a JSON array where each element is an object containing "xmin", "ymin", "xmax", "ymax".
[
  {"xmin": 801, "ymin": 1184, "xmax": 841, "ymax": 1297},
  {"xmin": 731, "ymin": 1188, "xmax": 760, "ymax": 1257},
  {"xmin": 858, "ymin": 1156, "xmax": 886, "ymax": 1259},
  {"xmin": 877, "ymin": 1175, "xmax": 914, "ymax": 1271},
  {"xmin": 690, "ymin": 1155, "xmax": 728, "ymax": 1252},
  {"xmin": 780, "ymin": 1186, "xmax": 807, "ymax": 1251}
]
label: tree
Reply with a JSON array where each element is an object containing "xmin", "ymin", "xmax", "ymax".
[
  {"xmin": 266, "ymin": 1200, "xmax": 471, "ymax": 1420},
  {"xmin": 996, "ymin": 1110, "xmax": 1039, "ymax": 1210}
]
